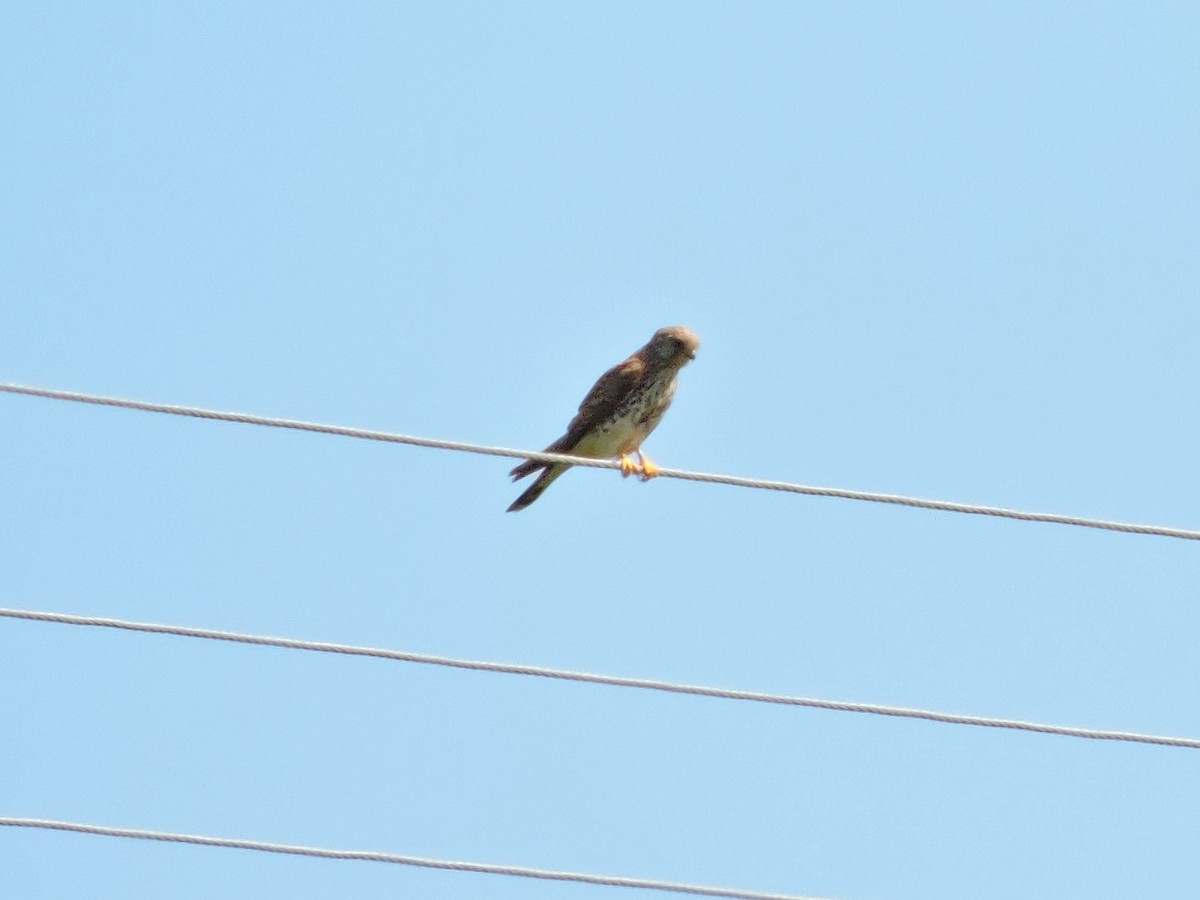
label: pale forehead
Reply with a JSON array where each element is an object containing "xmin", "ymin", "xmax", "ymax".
[{"xmin": 652, "ymin": 326, "xmax": 700, "ymax": 348}]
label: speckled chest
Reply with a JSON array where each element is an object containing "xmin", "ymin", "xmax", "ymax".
[{"xmin": 596, "ymin": 371, "xmax": 679, "ymax": 452}]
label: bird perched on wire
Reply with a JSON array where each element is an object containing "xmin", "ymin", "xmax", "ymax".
[{"xmin": 507, "ymin": 326, "xmax": 700, "ymax": 512}]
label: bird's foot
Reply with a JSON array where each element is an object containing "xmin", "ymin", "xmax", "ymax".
[
  {"xmin": 619, "ymin": 454, "xmax": 640, "ymax": 478},
  {"xmin": 636, "ymin": 451, "xmax": 659, "ymax": 482}
]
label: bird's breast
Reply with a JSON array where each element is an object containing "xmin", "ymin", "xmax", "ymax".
[{"xmin": 584, "ymin": 372, "xmax": 679, "ymax": 456}]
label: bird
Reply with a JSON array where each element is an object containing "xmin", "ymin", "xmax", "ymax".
[{"xmin": 507, "ymin": 326, "xmax": 700, "ymax": 512}]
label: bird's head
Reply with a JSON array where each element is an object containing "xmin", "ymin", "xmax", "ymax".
[{"xmin": 648, "ymin": 326, "xmax": 700, "ymax": 367}]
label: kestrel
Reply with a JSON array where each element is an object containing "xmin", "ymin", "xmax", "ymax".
[{"xmin": 507, "ymin": 325, "xmax": 700, "ymax": 512}]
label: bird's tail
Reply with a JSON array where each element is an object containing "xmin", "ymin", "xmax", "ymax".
[
  {"xmin": 509, "ymin": 457, "xmax": 546, "ymax": 481},
  {"xmin": 507, "ymin": 463, "xmax": 569, "ymax": 512}
]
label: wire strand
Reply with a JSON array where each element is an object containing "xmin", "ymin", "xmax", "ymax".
[
  {"xmin": 3, "ymin": 381, "xmax": 1198, "ymax": 541},
  {"xmin": 0, "ymin": 817, "xmax": 833, "ymax": 900},
  {"xmin": 4, "ymin": 608, "xmax": 1196, "ymax": 749}
]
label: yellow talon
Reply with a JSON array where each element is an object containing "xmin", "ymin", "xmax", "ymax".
[
  {"xmin": 619, "ymin": 454, "xmax": 640, "ymax": 478},
  {"xmin": 636, "ymin": 451, "xmax": 660, "ymax": 482}
]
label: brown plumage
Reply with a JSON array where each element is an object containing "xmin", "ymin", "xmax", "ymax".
[{"xmin": 507, "ymin": 326, "xmax": 700, "ymax": 512}]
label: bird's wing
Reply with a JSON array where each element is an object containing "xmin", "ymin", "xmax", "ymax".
[
  {"xmin": 509, "ymin": 354, "xmax": 643, "ymax": 481},
  {"xmin": 557, "ymin": 355, "xmax": 643, "ymax": 450}
]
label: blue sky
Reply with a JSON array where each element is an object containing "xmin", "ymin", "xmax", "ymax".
[{"xmin": 4, "ymin": 3, "xmax": 1200, "ymax": 898}]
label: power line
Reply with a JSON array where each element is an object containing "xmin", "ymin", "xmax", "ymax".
[
  {"xmin": 3, "ymin": 381, "xmax": 1198, "ymax": 541},
  {"xmin": 0, "ymin": 817, "xmax": 834, "ymax": 900},
  {"xmin": 4, "ymin": 607, "xmax": 1196, "ymax": 749}
]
